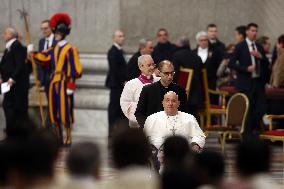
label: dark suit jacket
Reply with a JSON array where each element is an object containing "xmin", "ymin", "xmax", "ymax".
[
  {"xmin": 172, "ymin": 47, "xmax": 203, "ymax": 106},
  {"xmin": 209, "ymin": 40, "xmax": 226, "ymax": 54},
  {"xmin": 229, "ymin": 40, "xmax": 269, "ymax": 91},
  {"xmin": 0, "ymin": 39, "xmax": 29, "ymax": 108},
  {"xmin": 135, "ymin": 81, "xmax": 188, "ymax": 127},
  {"xmin": 152, "ymin": 42, "xmax": 177, "ymax": 64},
  {"xmin": 38, "ymin": 37, "xmax": 56, "ymax": 86},
  {"xmin": 38, "ymin": 37, "xmax": 56, "ymax": 52},
  {"xmin": 193, "ymin": 46, "xmax": 223, "ymax": 90},
  {"xmin": 126, "ymin": 51, "xmax": 141, "ymax": 80},
  {"xmin": 0, "ymin": 40, "xmax": 28, "ymax": 83},
  {"xmin": 105, "ymin": 45, "xmax": 127, "ymax": 89}
]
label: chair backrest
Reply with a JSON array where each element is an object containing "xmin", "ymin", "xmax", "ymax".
[
  {"xmin": 177, "ymin": 67, "xmax": 194, "ymax": 97},
  {"xmin": 225, "ymin": 93, "xmax": 249, "ymax": 134},
  {"xmin": 200, "ymin": 68, "xmax": 211, "ymax": 109}
]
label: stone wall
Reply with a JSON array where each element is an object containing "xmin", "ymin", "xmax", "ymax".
[{"xmin": 0, "ymin": 0, "xmax": 284, "ymax": 53}]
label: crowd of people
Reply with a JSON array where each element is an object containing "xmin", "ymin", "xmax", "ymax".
[
  {"xmin": 0, "ymin": 12, "xmax": 283, "ymax": 189},
  {"xmin": 0, "ymin": 13, "xmax": 83, "ymax": 146},
  {"xmin": 0, "ymin": 124, "xmax": 281, "ymax": 189},
  {"xmin": 107, "ymin": 23, "xmax": 284, "ymax": 138}
]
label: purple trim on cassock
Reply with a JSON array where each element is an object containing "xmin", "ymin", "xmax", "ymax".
[{"xmin": 138, "ymin": 74, "xmax": 154, "ymax": 84}]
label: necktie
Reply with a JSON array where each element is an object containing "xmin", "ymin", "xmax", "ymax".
[
  {"xmin": 45, "ymin": 39, "xmax": 49, "ymax": 49},
  {"xmin": 251, "ymin": 43, "xmax": 260, "ymax": 75}
]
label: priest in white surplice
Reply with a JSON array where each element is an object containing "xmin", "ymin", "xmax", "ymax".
[
  {"xmin": 144, "ymin": 91, "xmax": 206, "ymax": 153},
  {"xmin": 120, "ymin": 54, "xmax": 159, "ymax": 127}
]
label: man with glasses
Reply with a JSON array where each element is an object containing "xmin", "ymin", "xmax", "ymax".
[
  {"xmin": 38, "ymin": 20, "xmax": 56, "ymax": 93},
  {"xmin": 152, "ymin": 28, "xmax": 177, "ymax": 64},
  {"xmin": 193, "ymin": 31, "xmax": 223, "ymax": 107},
  {"xmin": 38, "ymin": 20, "xmax": 56, "ymax": 129},
  {"xmin": 135, "ymin": 60, "xmax": 188, "ymax": 128},
  {"xmin": 193, "ymin": 31, "xmax": 223, "ymax": 91}
]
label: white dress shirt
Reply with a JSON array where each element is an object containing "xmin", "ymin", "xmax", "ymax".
[
  {"xmin": 5, "ymin": 38, "xmax": 17, "ymax": 50},
  {"xmin": 197, "ymin": 47, "xmax": 208, "ymax": 63},
  {"xmin": 44, "ymin": 33, "xmax": 54, "ymax": 49},
  {"xmin": 246, "ymin": 38, "xmax": 259, "ymax": 78},
  {"xmin": 58, "ymin": 40, "xmax": 68, "ymax": 47},
  {"xmin": 113, "ymin": 42, "xmax": 122, "ymax": 50}
]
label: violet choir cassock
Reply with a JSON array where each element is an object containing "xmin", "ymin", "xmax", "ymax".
[
  {"xmin": 33, "ymin": 40, "xmax": 82, "ymax": 127},
  {"xmin": 120, "ymin": 75, "xmax": 160, "ymax": 127},
  {"xmin": 144, "ymin": 111, "xmax": 206, "ymax": 150}
]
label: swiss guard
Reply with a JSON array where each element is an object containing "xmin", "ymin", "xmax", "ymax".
[{"xmin": 29, "ymin": 13, "xmax": 83, "ymax": 146}]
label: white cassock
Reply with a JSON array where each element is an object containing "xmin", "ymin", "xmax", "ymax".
[
  {"xmin": 120, "ymin": 76, "xmax": 159, "ymax": 127},
  {"xmin": 144, "ymin": 111, "xmax": 206, "ymax": 149}
]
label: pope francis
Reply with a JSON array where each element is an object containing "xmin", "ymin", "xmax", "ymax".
[{"xmin": 144, "ymin": 91, "xmax": 205, "ymax": 153}]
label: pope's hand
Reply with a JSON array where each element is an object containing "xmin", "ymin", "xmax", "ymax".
[
  {"xmin": 27, "ymin": 44, "xmax": 34, "ymax": 53},
  {"xmin": 7, "ymin": 78, "xmax": 14, "ymax": 87},
  {"xmin": 191, "ymin": 144, "xmax": 201, "ymax": 153}
]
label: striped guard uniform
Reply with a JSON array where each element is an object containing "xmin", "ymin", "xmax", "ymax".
[{"xmin": 33, "ymin": 40, "xmax": 83, "ymax": 127}]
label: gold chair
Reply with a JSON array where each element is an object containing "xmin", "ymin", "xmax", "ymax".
[
  {"xmin": 259, "ymin": 114, "xmax": 284, "ymax": 170},
  {"xmin": 176, "ymin": 67, "xmax": 194, "ymax": 97},
  {"xmin": 205, "ymin": 93, "xmax": 249, "ymax": 153},
  {"xmin": 198, "ymin": 69, "xmax": 229, "ymax": 128}
]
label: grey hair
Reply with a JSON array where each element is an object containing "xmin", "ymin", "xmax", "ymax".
[
  {"xmin": 137, "ymin": 54, "xmax": 153, "ymax": 66},
  {"xmin": 177, "ymin": 36, "xmax": 190, "ymax": 48},
  {"xmin": 6, "ymin": 27, "xmax": 18, "ymax": 38},
  {"xmin": 164, "ymin": 91, "xmax": 179, "ymax": 100},
  {"xmin": 195, "ymin": 31, "xmax": 208, "ymax": 41},
  {"xmin": 138, "ymin": 38, "xmax": 151, "ymax": 50}
]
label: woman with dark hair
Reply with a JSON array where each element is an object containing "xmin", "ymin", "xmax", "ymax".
[
  {"xmin": 234, "ymin": 25, "xmax": 246, "ymax": 44},
  {"xmin": 216, "ymin": 44, "xmax": 236, "ymax": 87},
  {"xmin": 270, "ymin": 34, "xmax": 284, "ymax": 87}
]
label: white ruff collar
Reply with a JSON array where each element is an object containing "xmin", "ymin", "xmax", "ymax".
[{"xmin": 58, "ymin": 40, "xmax": 68, "ymax": 47}]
